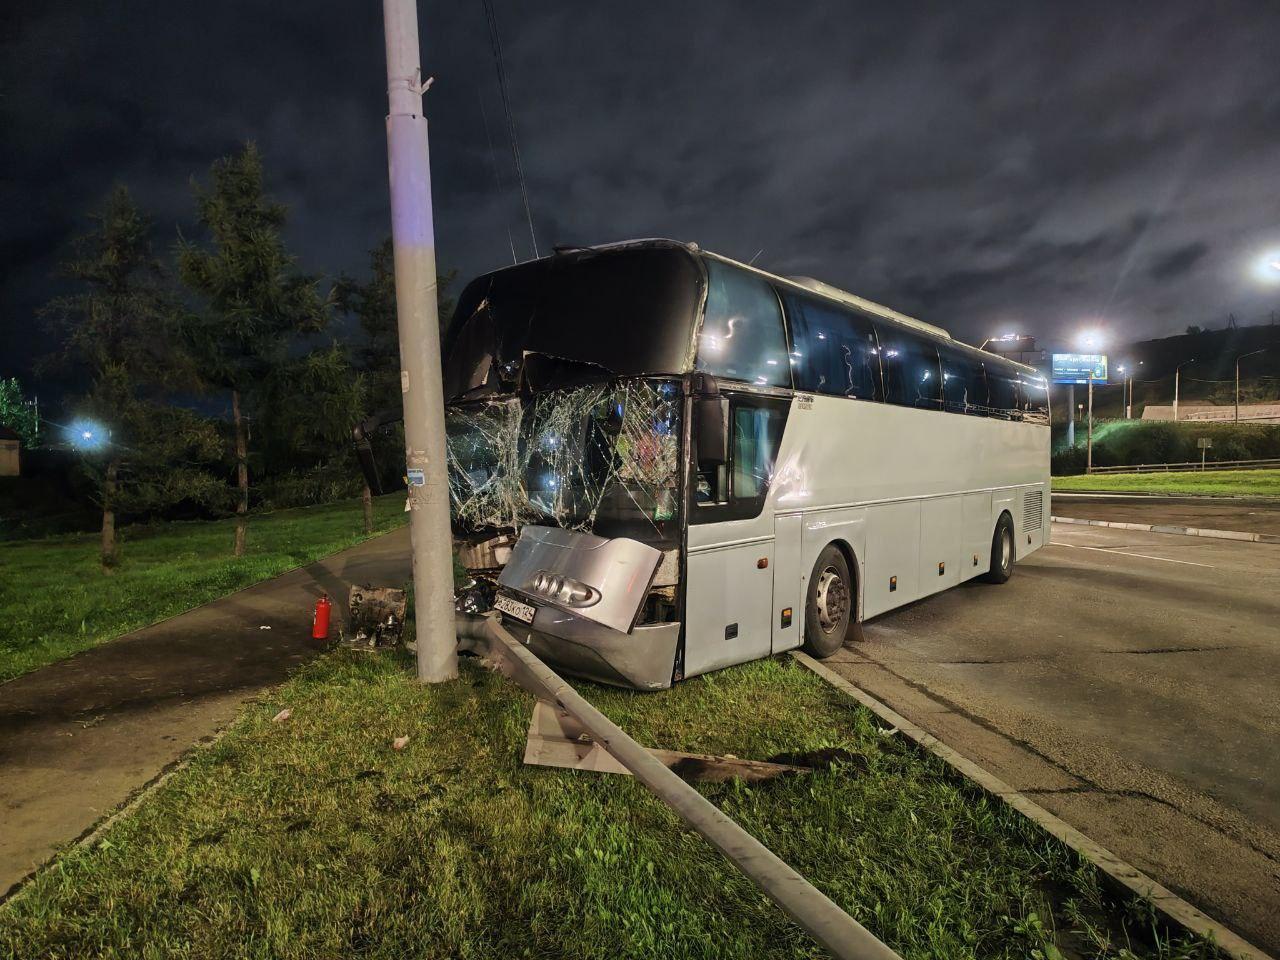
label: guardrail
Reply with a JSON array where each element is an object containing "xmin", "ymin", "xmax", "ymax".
[
  {"xmin": 1087, "ymin": 457, "xmax": 1280, "ymax": 474},
  {"xmin": 458, "ymin": 614, "xmax": 904, "ymax": 960}
]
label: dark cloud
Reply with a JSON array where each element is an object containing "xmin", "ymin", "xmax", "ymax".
[
  {"xmin": 4, "ymin": 0, "xmax": 1280, "ymax": 385},
  {"xmin": 1148, "ymin": 241, "xmax": 1210, "ymax": 281}
]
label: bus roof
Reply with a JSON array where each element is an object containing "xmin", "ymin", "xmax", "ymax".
[{"xmin": 502, "ymin": 238, "xmax": 1042, "ymax": 379}]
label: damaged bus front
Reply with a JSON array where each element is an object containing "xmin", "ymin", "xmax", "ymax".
[{"xmin": 444, "ymin": 242, "xmax": 705, "ymax": 690}]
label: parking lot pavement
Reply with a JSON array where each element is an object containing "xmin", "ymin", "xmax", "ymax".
[
  {"xmin": 1052, "ymin": 491, "xmax": 1280, "ymax": 535},
  {"xmin": 824, "ymin": 522, "xmax": 1280, "ymax": 954}
]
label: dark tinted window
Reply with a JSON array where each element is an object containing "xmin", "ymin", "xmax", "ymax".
[
  {"xmin": 695, "ymin": 260, "xmax": 790, "ymax": 387},
  {"xmin": 877, "ymin": 327, "xmax": 942, "ymax": 410},
  {"xmin": 782, "ymin": 291, "xmax": 882, "ymax": 400},
  {"xmin": 443, "ymin": 247, "xmax": 702, "ymax": 400},
  {"xmin": 939, "ymin": 347, "xmax": 989, "ymax": 415},
  {"xmin": 986, "ymin": 361, "xmax": 1027, "ymax": 419},
  {"xmin": 1019, "ymin": 371, "xmax": 1050, "ymax": 424}
]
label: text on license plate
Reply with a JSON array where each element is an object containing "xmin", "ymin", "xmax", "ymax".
[{"xmin": 494, "ymin": 594, "xmax": 536, "ymax": 624}]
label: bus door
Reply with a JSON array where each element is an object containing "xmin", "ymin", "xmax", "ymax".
[{"xmin": 683, "ymin": 391, "xmax": 790, "ymax": 678}]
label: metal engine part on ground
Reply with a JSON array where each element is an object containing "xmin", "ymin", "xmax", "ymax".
[{"xmin": 347, "ymin": 585, "xmax": 408, "ymax": 647}]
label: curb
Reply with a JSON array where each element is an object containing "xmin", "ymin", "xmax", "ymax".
[
  {"xmin": 1052, "ymin": 491, "xmax": 1280, "ymax": 503},
  {"xmin": 790, "ymin": 651, "xmax": 1275, "ymax": 960},
  {"xmin": 1050, "ymin": 515, "xmax": 1280, "ymax": 544}
]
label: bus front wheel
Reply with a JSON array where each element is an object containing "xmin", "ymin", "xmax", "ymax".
[
  {"xmin": 803, "ymin": 545, "xmax": 855, "ymax": 658},
  {"xmin": 983, "ymin": 514, "xmax": 1015, "ymax": 584}
]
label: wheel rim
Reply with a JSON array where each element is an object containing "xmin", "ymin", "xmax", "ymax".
[
  {"xmin": 814, "ymin": 566, "xmax": 849, "ymax": 633},
  {"xmin": 1000, "ymin": 528, "xmax": 1013, "ymax": 571}
]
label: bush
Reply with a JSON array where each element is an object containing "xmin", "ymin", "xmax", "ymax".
[
  {"xmin": 255, "ymin": 467, "xmax": 364, "ymax": 511},
  {"xmin": 1056, "ymin": 420, "xmax": 1280, "ymax": 472}
]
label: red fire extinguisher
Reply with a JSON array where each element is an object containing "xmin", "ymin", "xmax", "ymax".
[{"xmin": 312, "ymin": 594, "xmax": 332, "ymax": 640}]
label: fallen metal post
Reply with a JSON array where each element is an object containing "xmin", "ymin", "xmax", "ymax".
[{"xmin": 461, "ymin": 615, "xmax": 902, "ymax": 960}]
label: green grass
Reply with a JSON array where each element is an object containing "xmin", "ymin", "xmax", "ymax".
[
  {"xmin": 1053, "ymin": 468, "xmax": 1280, "ymax": 497},
  {"xmin": 0, "ymin": 649, "xmax": 1218, "ymax": 960},
  {"xmin": 0, "ymin": 495, "xmax": 407, "ymax": 682}
]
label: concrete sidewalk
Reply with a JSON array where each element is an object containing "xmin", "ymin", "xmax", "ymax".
[{"xmin": 0, "ymin": 526, "xmax": 411, "ymax": 897}]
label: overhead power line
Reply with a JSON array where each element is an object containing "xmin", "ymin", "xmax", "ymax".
[
  {"xmin": 480, "ymin": 0, "xmax": 538, "ymax": 259},
  {"xmin": 478, "ymin": 93, "xmax": 519, "ymax": 266}
]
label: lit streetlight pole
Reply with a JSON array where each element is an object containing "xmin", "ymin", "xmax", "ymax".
[
  {"xmin": 1173, "ymin": 359, "xmax": 1196, "ymax": 423},
  {"xmin": 382, "ymin": 0, "xmax": 458, "ymax": 683},
  {"xmin": 1235, "ymin": 348, "xmax": 1269, "ymax": 423},
  {"xmin": 1116, "ymin": 360, "xmax": 1143, "ymax": 419},
  {"xmin": 1077, "ymin": 330, "xmax": 1105, "ymax": 473}
]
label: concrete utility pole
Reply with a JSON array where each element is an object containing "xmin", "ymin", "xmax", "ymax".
[
  {"xmin": 1235, "ymin": 348, "xmax": 1268, "ymax": 423},
  {"xmin": 1086, "ymin": 372, "xmax": 1094, "ymax": 473},
  {"xmin": 382, "ymin": 0, "xmax": 458, "ymax": 683},
  {"xmin": 1066, "ymin": 383, "xmax": 1075, "ymax": 447},
  {"xmin": 1173, "ymin": 359, "xmax": 1195, "ymax": 424}
]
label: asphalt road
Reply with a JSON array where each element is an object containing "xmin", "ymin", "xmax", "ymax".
[{"xmin": 823, "ymin": 520, "xmax": 1280, "ymax": 954}]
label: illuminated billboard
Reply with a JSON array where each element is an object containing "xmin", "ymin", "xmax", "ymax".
[{"xmin": 1051, "ymin": 353, "xmax": 1107, "ymax": 384}]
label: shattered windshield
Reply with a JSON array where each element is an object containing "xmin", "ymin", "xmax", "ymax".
[
  {"xmin": 446, "ymin": 379, "xmax": 682, "ymax": 543},
  {"xmin": 442, "ymin": 246, "xmax": 703, "ymax": 401}
]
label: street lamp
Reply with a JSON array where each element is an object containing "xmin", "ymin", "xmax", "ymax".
[
  {"xmin": 1116, "ymin": 360, "xmax": 1143, "ymax": 419},
  {"xmin": 1235, "ymin": 348, "xmax": 1270, "ymax": 423},
  {"xmin": 1077, "ymin": 330, "xmax": 1106, "ymax": 472},
  {"xmin": 1173, "ymin": 359, "xmax": 1196, "ymax": 422}
]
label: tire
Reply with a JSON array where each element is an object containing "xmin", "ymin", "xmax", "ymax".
[
  {"xmin": 803, "ymin": 545, "xmax": 856, "ymax": 658},
  {"xmin": 983, "ymin": 513, "xmax": 1015, "ymax": 584}
]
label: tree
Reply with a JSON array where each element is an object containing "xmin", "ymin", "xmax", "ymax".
[
  {"xmin": 41, "ymin": 186, "xmax": 222, "ymax": 570},
  {"xmin": 178, "ymin": 143, "xmax": 328, "ymax": 556},
  {"xmin": 0, "ymin": 378, "xmax": 40, "ymax": 448},
  {"xmin": 337, "ymin": 238, "xmax": 455, "ymax": 525},
  {"xmin": 260, "ymin": 343, "xmax": 374, "ymax": 529},
  {"xmin": 340, "ymin": 237, "xmax": 456, "ymax": 412}
]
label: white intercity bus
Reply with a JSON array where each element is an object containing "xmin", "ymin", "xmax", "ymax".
[{"xmin": 441, "ymin": 239, "xmax": 1050, "ymax": 689}]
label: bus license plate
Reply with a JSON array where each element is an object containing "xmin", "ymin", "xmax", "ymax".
[{"xmin": 494, "ymin": 593, "xmax": 536, "ymax": 624}]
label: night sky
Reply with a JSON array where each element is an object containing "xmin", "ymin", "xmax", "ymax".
[{"xmin": 5, "ymin": 1, "xmax": 1280, "ymax": 383}]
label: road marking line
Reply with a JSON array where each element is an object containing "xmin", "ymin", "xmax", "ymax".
[{"xmin": 1049, "ymin": 542, "xmax": 1213, "ymax": 568}]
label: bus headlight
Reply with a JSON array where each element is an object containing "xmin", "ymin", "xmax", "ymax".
[{"xmin": 528, "ymin": 570, "xmax": 601, "ymax": 608}]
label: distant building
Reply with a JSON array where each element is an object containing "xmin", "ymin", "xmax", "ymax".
[{"xmin": 0, "ymin": 425, "xmax": 19, "ymax": 477}]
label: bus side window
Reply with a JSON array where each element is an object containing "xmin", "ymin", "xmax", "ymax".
[
  {"xmin": 782, "ymin": 292, "xmax": 882, "ymax": 400},
  {"xmin": 986, "ymin": 364, "xmax": 1022, "ymax": 418},
  {"xmin": 696, "ymin": 260, "xmax": 790, "ymax": 387},
  {"xmin": 878, "ymin": 329, "xmax": 942, "ymax": 410},
  {"xmin": 941, "ymin": 348, "xmax": 989, "ymax": 415},
  {"xmin": 731, "ymin": 404, "xmax": 785, "ymax": 500}
]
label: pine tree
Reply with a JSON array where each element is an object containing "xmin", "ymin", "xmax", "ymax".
[
  {"xmin": 0, "ymin": 378, "xmax": 40, "ymax": 448},
  {"xmin": 337, "ymin": 238, "xmax": 455, "ymax": 527},
  {"xmin": 178, "ymin": 143, "xmax": 328, "ymax": 556},
  {"xmin": 42, "ymin": 186, "xmax": 222, "ymax": 570}
]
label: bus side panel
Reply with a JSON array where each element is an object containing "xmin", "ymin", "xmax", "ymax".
[
  {"xmin": 683, "ymin": 540, "xmax": 775, "ymax": 678},
  {"xmin": 863, "ymin": 500, "xmax": 921, "ymax": 618},
  {"xmin": 961, "ymin": 491, "xmax": 994, "ymax": 579},
  {"xmin": 771, "ymin": 513, "xmax": 803, "ymax": 653},
  {"xmin": 800, "ymin": 507, "xmax": 867, "ymax": 622},
  {"xmin": 919, "ymin": 496, "xmax": 962, "ymax": 595}
]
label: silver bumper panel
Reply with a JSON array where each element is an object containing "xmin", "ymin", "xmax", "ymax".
[{"xmin": 488, "ymin": 603, "xmax": 680, "ymax": 691}]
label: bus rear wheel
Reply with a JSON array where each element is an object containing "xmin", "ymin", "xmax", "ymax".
[
  {"xmin": 983, "ymin": 514, "xmax": 1015, "ymax": 584},
  {"xmin": 803, "ymin": 545, "xmax": 855, "ymax": 658}
]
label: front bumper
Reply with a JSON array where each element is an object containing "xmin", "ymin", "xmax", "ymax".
[{"xmin": 465, "ymin": 604, "xmax": 680, "ymax": 691}]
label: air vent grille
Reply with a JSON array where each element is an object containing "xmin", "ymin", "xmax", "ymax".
[{"xmin": 1023, "ymin": 490, "xmax": 1044, "ymax": 532}]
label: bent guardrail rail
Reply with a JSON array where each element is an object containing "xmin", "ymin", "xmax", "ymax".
[{"xmin": 456, "ymin": 613, "xmax": 903, "ymax": 960}]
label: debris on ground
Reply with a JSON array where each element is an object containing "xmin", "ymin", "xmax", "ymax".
[
  {"xmin": 347, "ymin": 585, "xmax": 407, "ymax": 648},
  {"xmin": 271, "ymin": 708, "xmax": 292, "ymax": 723},
  {"xmin": 392, "ymin": 735, "xmax": 410, "ymax": 751}
]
